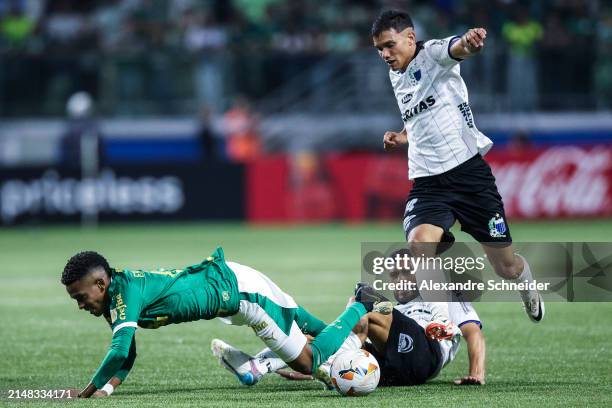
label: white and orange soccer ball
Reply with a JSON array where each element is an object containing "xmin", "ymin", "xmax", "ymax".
[{"xmin": 330, "ymin": 349, "xmax": 380, "ymax": 396}]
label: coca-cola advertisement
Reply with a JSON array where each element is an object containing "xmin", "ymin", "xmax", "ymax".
[
  {"xmin": 246, "ymin": 146, "xmax": 612, "ymax": 222},
  {"xmin": 487, "ymin": 146, "xmax": 612, "ymax": 219}
]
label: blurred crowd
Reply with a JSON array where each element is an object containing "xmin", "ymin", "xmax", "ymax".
[
  {"xmin": 0, "ymin": 0, "xmax": 611, "ymax": 115},
  {"xmin": 0, "ymin": 0, "xmax": 376, "ymax": 54},
  {"xmin": 0, "ymin": 0, "xmax": 607, "ymax": 55}
]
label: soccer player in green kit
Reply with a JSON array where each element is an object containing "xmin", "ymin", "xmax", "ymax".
[{"xmin": 61, "ymin": 247, "xmax": 391, "ymax": 398}]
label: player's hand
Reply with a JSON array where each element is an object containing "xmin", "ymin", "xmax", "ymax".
[
  {"xmin": 454, "ymin": 375, "xmax": 485, "ymax": 385},
  {"xmin": 461, "ymin": 28, "xmax": 486, "ymax": 53},
  {"xmin": 345, "ymin": 295, "xmax": 356, "ymax": 308},
  {"xmin": 92, "ymin": 390, "xmax": 111, "ymax": 398},
  {"xmin": 425, "ymin": 321, "xmax": 457, "ymax": 341},
  {"xmin": 277, "ymin": 369, "xmax": 314, "ymax": 381},
  {"xmin": 383, "ymin": 131, "xmax": 408, "ymax": 150},
  {"xmin": 77, "ymin": 383, "xmax": 97, "ymax": 398}
]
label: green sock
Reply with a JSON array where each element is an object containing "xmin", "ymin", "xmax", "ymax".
[
  {"xmin": 310, "ymin": 302, "xmax": 367, "ymax": 371},
  {"xmin": 294, "ymin": 306, "xmax": 327, "ymax": 336}
]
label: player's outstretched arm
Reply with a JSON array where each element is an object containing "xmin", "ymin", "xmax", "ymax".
[
  {"xmin": 383, "ymin": 129, "xmax": 408, "ymax": 151},
  {"xmin": 78, "ymin": 327, "xmax": 136, "ymax": 398},
  {"xmin": 450, "ymin": 28, "xmax": 487, "ymax": 60},
  {"xmin": 454, "ymin": 322, "xmax": 486, "ymax": 385}
]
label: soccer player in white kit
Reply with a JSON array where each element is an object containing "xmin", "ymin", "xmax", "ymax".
[{"xmin": 372, "ymin": 10, "xmax": 544, "ymax": 322}]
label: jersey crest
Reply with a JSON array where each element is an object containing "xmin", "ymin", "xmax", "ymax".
[
  {"xmin": 407, "ymin": 64, "xmax": 422, "ymax": 86},
  {"xmin": 398, "ymin": 332, "xmax": 414, "ymax": 353},
  {"xmin": 488, "ymin": 214, "xmax": 507, "ymax": 238}
]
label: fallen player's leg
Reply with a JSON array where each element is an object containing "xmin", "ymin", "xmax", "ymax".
[{"xmin": 219, "ymin": 262, "xmax": 392, "ymax": 379}]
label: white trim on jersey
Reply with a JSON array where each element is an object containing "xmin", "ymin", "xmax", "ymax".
[
  {"xmin": 112, "ymin": 321, "xmax": 138, "ymax": 334},
  {"xmin": 449, "ymin": 300, "xmax": 482, "ymax": 329},
  {"xmin": 394, "ymin": 296, "xmax": 481, "ymax": 328}
]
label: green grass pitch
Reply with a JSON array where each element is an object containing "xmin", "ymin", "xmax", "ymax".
[{"xmin": 1, "ymin": 220, "xmax": 611, "ymax": 407}]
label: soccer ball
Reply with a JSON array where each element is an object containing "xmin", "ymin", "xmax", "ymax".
[{"xmin": 330, "ymin": 349, "xmax": 380, "ymax": 396}]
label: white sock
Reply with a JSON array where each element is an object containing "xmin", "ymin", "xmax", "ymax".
[
  {"xmin": 255, "ymin": 347, "xmax": 278, "ymax": 359},
  {"xmin": 253, "ymin": 348, "xmax": 287, "ymax": 374},
  {"xmin": 512, "ymin": 254, "xmax": 536, "ymax": 302}
]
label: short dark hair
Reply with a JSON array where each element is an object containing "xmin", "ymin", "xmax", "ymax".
[
  {"xmin": 61, "ymin": 251, "xmax": 111, "ymax": 285},
  {"xmin": 371, "ymin": 10, "xmax": 414, "ymax": 38}
]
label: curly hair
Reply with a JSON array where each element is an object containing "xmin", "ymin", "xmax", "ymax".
[
  {"xmin": 61, "ymin": 251, "xmax": 111, "ymax": 285},
  {"xmin": 371, "ymin": 10, "xmax": 414, "ymax": 38}
]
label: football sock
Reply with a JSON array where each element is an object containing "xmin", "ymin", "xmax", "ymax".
[
  {"xmin": 294, "ymin": 306, "xmax": 327, "ymax": 336},
  {"xmin": 255, "ymin": 347, "xmax": 276, "ymax": 359},
  {"xmin": 512, "ymin": 254, "xmax": 537, "ymax": 302},
  {"xmin": 252, "ymin": 348, "xmax": 288, "ymax": 374},
  {"xmin": 310, "ymin": 302, "xmax": 367, "ymax": 371}
]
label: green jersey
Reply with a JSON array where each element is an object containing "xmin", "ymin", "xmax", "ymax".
[{"xmin": 90, "ymin": 247, "xmax": 240, "ymax": 389}]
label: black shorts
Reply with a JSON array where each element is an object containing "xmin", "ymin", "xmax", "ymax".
[
  {"xmin": 363, "ymin": 309, "xmax": 441, "ymax": 386},
  {"xmin": 403, "ymin": 154, "xmax": 512, "ymax": 248}
]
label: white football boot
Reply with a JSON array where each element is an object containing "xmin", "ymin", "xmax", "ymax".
[
  {"xmin": 524, "ymin": 291, "xmax": 545, "ymax": 323},
  {"xmin": 211, "ymin": 339, "xmax": 263, "ymax": 386}
]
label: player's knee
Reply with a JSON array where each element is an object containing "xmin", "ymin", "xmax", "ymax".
[
  {"xmin": 408, "ymin": 228, "xmax": 441, "ymax": 256},
  {"xmin": 408, "ymin": 225, "xmax": 443, "ymax": 244}
]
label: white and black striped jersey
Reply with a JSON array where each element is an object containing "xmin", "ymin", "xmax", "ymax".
[{"xmin": 389, "ymin": 36, "xmax": 493, "ymax": 179}]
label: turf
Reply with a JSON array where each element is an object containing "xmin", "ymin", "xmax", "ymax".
[{"xmin": 1, "ymin": 220, "xmax": 611, "ymax": 407}]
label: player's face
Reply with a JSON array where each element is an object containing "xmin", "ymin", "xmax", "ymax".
[
  {"xmin": 66, "ymin": 270, "xmax": 108, "ymax": 317},
  {"xmin": 390, "ymin": 268, "xmax": 418, "ymax": 303},
  {"xmin": 373, "ymin": 28, "xmax": 416, "ymax": 72}
]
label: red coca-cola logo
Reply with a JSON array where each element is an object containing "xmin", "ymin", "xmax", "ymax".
[{"xmin": 490, "ymin": 147, "xmax": 612, "ymax": 218}]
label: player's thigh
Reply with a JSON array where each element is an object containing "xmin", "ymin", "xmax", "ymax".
[
  {"xmin": 449, "ymin": 158, "xmax": 513, "ymax": 244},
  {"xmin": 453, "ymin": 189, "xmax": 513, "ymax": 244},
  {"xmin": 225, "ymin": 261, "xmax": 308, "ymax": 363},
  {"xmin": 403, "ymin": 191, "xmax": 456, "ymax": 252}
]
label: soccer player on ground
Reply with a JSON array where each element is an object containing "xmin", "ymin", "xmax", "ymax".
[
  {"xmin": 372, "ymin": 10, "xmax": 544, "ymax": 321},
  {"xmin": 357, "ymin": 294, "xmax": 486, "ymax": 386},
  {"xmin": 212, "ymin": 290, "xmax": 485, "ymax": 387},
  {"xmin": 61, "ymin": 248, "xmax": 392, "ymax": 398}
]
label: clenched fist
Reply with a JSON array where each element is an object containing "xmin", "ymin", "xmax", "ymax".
[
  {"xmin": 461, "ymin": 28, "xmax": 487, "ymax": 53},
  {"xmin": 383, "ymin": 131, "xmax": 408, "ymax": 151}
]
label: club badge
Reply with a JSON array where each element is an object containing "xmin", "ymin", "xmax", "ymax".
[
  {"xmin": 397, "ymin": 333, "xmax": 414, "ymax": 353},
  {"xmin": 488, "ymin": 213, "xmax": 507, "ymax": 238},
  {"xmin": 407, "ymin": 65, "xmax": 422, "ymax": 86}
]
